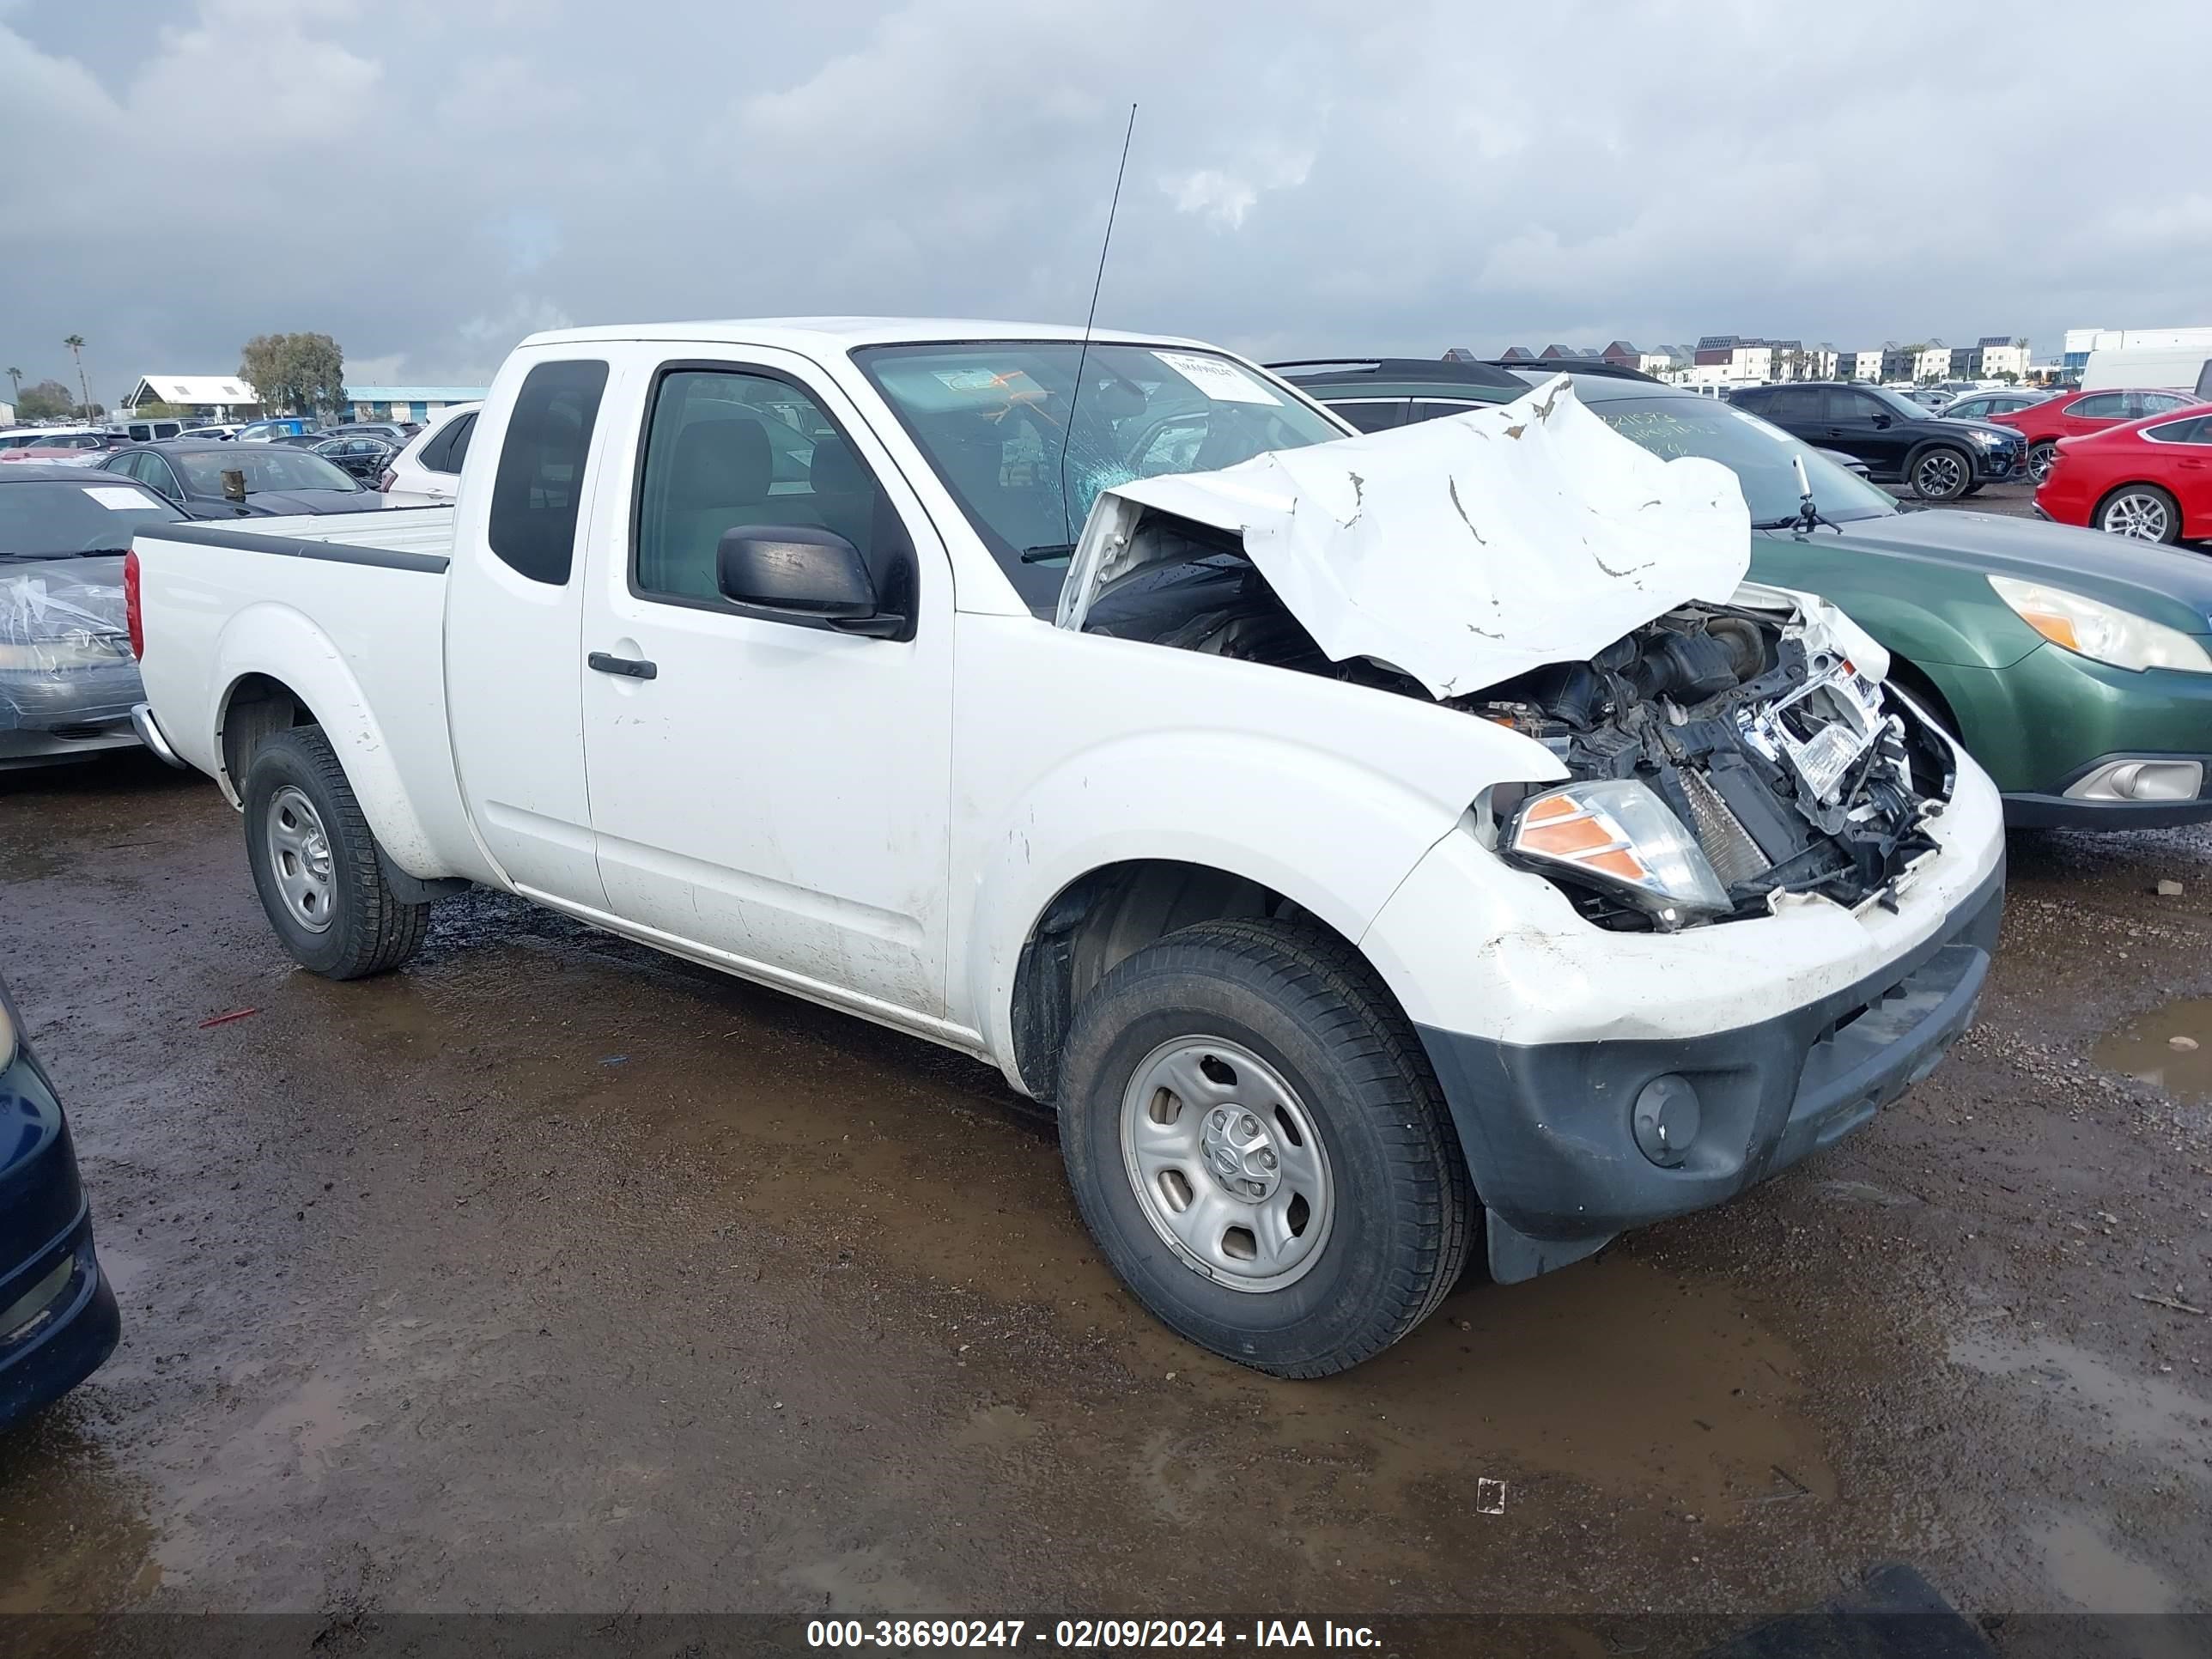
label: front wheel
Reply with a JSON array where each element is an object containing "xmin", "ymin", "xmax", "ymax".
[
  {"xmin": 2096, "ymin": 484, "xmax": 2181, "ymax": 544},
  {"xmin": 241, "ymin": 725, "xmax": 429, "ymax": 979},
  {"xmin": 1056, "ymin": 918, "xmax": 1474, "ymax": 1377},
  {"xmin": 1909, "ymin": 445, "xmax": 1972, "ymax": 501}
]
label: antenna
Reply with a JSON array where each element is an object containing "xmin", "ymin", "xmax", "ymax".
[{"xmin": 1059, "ymin": 102, "xmax": 1138, "ymax": 544}]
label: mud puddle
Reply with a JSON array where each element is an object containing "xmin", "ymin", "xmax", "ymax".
[{"xmin": 2094, "ymin": 997, "xmax": 2212, "ymax": 1101}]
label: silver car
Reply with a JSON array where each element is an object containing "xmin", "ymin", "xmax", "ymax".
[{"xmin": 1, "ymin": 467, "xmax": 182, "ymax": 767}]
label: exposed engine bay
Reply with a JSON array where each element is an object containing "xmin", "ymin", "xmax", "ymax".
[{"xmin": 1079, "ymin": 518, "xmax": 1953, "ymax": 930}]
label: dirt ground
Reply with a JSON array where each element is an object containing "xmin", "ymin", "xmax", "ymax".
[{"xmin": 2, "ymin": 711, "xmax": 2207, "ymax": 1642}]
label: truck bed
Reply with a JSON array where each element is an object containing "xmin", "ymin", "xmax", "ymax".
[
  {"xmin": 131, "ymin": 506, "xmax": 492, "ymax": 884},
  {"xmin": 155, "ymin": 504, "xmax": 458, "ymax": 566}
]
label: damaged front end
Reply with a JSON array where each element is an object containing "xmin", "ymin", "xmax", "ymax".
[
  {"xmin": 1472, "ymin": 600, "xmax": 1952, "ymax": 930},
  {"xmin": 1058, "ymin": 377, "xmax": 1953, "ymax": 933},
  {"xmin": 1071, "ymin": 520, "xmax": 1950, "ymax": 929}
]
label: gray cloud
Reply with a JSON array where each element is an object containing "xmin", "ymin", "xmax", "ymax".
[{"xmin": 3, "ymin": 0, "xmax": 2207, "ymax": 406}]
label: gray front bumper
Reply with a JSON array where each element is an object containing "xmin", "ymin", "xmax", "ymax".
[{"xmin": 1415, "ymin": 856, "xmax": 2005, "ymax": 1281}]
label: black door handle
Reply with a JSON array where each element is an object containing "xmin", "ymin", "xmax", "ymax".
[{"xmin": 588, "ymin": 651, "xmax": 658, "ymax": 680}]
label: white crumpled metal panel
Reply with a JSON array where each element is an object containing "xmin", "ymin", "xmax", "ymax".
[{"xmin": 1066, "ymin": 374, "xmax": 1753, "ymax": 700}]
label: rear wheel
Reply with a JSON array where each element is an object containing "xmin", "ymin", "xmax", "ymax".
[
  {"xmin": 1056, "ymin": 917, "xmax": 1474, "ymax": 1377},
  {"xmin": 241, "ymin": 726, "xmax": 428, "ymax": 979},
  {"xmin": 2027, "ymin": 441, "xmax": 2060, "ymax": 483},
  {"xmin": 2095, "ymin": 485, "xmax": 2181, "ymax": 544},
  {"xmin": 1909, "ymin": 445, "xmax": 1972, "ymax": 501}
]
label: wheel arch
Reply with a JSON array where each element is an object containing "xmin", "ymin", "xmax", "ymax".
[
  {"xmin": 209, "ymin": 605, "xmax": 443, "ymax": 873},
  {"xmin": 1006, "ymin": 851, "xmax": 1478, "ymax": 1111},
  {"xmin": 1880, "ymin": 654, "xmax": 1963, "ymax": 738}
]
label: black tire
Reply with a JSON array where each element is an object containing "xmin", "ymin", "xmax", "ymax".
[
  {"xmin": 1960, "ymin": 483, "xmax": 1984, "ymax": 498},
  {"xmin": 2027, "ymin": 441, "xmax": 2060, "ymax": 484},
  {"xmin": 2094, "ymin": 483, "xmax": 2182, "ymax": 544},
  {"xmin": 241, "ymin": 725, "xmax": 428, "ymax": 979},
  {"xmin": 1056, "ymin": 917, "xmax": 1474, "ymax": 1377},
  {"xmin": 1908, "ymin": 444, "xmax": 1973, "ymax": 501}
]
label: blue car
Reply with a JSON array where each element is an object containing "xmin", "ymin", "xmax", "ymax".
[{"xmin": 1, "ymin": 974, "xmax": 120, "ymax": 1428}]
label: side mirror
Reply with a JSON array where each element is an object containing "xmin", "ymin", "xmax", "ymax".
[
  {"xmin": 715, "ymin": 525, "xmax": 904, "ymax": 638},
  {"xmin": 1870, "ymin": 414, "xmax": 1892, "ymax": 429}
]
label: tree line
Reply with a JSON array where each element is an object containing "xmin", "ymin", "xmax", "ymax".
[{"xmin": 7, "ymin": 331, "xmax": 348, "ymax": 422}]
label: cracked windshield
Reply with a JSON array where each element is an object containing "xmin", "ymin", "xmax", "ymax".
[{"xmin": 853, "ymin": 341, "xmax": 1342, "ymax": 611}]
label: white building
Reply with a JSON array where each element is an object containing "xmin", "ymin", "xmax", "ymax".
[
  {"xmin": 1840, "ymin": 350, "xmax": 1886, "ymax": 382},
  {"xmin": 120, "ymin": 374, "xmax": 259, "ymax": 419},
  {"xmin": 2063, "ymin": 325, "xmax": 2212, "ymax": 378},
  {"xmin": 343, "ymin": 385, "xmax": 489, "ymax": 423},
  {"xmin": 1974, "ymin": 338, "xmax": 2030, "ymax": 380},
  {"xmin": 1687, "ymin": 337, "xmax": 1773, "ymax": 388}
]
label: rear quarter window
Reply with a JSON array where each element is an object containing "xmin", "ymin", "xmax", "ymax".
[{"xmin": 487, "ymin": 368, "xmax": 605, "ymax": 584}]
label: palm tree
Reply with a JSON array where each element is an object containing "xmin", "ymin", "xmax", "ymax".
[
  {"xmin": 63, "ymin": 335, "xmax": 89, "ymax": 419},
  {"xmin": 5, "ymin": 367, "xmax": 21, "ymax": 404}
]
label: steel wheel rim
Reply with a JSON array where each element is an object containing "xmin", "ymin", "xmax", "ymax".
[
  {"xmin": 1119, "ymin": 1036, "xmax": 1334, "ymax": 1292},
  {"xmin": 1917, "ymin": 452, "xmax": 1964, "ymax": 496},
  {"xmin": 265, "ymin": 785, "xmax": 336, "ymax": 934},
  {"xmin": 2029, "ymin": 443, "xmax": 2057, "ymax": 482},
  {"xmin": 2102, "ymin": 493, "xmax": 2170, "ymax": 541}
]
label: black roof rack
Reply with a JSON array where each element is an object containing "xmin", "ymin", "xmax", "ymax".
[{"xmin": 1267, "ymin": 356, "xmax": 1527, "ymax": 391}]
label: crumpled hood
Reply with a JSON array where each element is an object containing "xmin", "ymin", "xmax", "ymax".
[{"xmin": 1059, "ymin": 374, "xmax": 1753, "ymax": 699}]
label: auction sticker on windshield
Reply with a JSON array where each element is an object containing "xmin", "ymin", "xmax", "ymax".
[
  {"xmin": 83, "ymin": 486, "xmax": 156, "ymax": 510},
  {"xmin": 1152, "ymin": 351, "xmax": 1281, "ymax": 405}
]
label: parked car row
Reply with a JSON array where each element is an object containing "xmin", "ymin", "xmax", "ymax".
[{"xmin": 95, "ymin": 442, "xmax": 386, "ymax": 517}]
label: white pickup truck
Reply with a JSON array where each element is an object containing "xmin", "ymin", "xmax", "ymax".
[{"xmin": 127, "ymin": 319, "xmax": 2006, "ymax": 1376}]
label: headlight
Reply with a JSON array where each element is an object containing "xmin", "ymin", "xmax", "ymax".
[
  {"xmin": 1506, "ymin": 780, "xmax": 1733, "ymax": 927},
  {"xmin": 1988, "ymin": 575, "xmax": 2212, "ymax": 674}
]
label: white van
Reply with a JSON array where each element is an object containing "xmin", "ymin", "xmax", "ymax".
[{"xmin": 2080, "ymin": 348, "xmax": 2212, "ymax": 399}]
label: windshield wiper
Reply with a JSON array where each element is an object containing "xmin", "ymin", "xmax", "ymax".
[{"xmin": 1018, "ymin": 543, "xmax": 1075, "ymax": 564}]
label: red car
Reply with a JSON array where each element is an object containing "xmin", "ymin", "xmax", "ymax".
[
  {"xmin": 1995, "ymin": 387, "xmax": 2203, "ymax": 483},
  {"xmin": 2033, "ymin": 403, "xmax": 2212, "ymax": 544}
]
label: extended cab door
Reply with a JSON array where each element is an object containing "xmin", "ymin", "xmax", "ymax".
[
  {"xmin": 444, "ymin": 354, "xmax": 614, "ymax": 908},
  {"xmin": 576, "ymin": 349, "xmax": 954, "ymax": 1022}
]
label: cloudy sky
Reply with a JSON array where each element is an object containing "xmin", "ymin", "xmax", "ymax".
[{"xmin": 3, "ymin": 0, "xmax": 2207, "ymax": 405}]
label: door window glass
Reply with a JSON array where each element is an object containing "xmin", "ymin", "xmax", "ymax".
[
  {"xmin": 441, "ymin": 413, "xmax": 477, "ymax": 473},
  {"xmin": 633, "ymin": 368, "xmax": 897, "ymax": 605},
  {"xmin": 487, "ymin": 362, "xmax": 606, "ymax": 584},
  {"xmin": 1765, "ymin": 387, "xmax": 1817, "ymax": 422},
  {"xmin": 1330, "ymin": 399, "xmax": 1407, "ymax": 432},
  {"xmin": 2143, "ymin": 416, "xmax": 2209, "ymax": 445},
  {"xmin": 2069, "ymin": 393, "xmax": 2127, "ymax": 418},
  {"xmin": 1412, "ymin": 398, "xmax": 1505, "ymax": 422}
]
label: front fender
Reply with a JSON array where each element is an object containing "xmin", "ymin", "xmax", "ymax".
[
  {"xmin": 209, "ymin": 603, "xmax": 442, "ymax": 875},
  {"xmin": 953, "ymin": 620, "xmax": 1570, "ymax": 1083}
]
